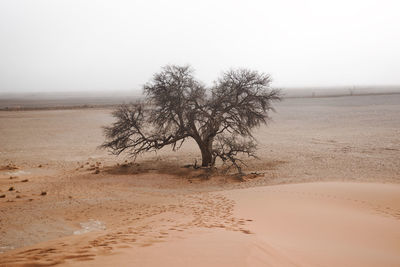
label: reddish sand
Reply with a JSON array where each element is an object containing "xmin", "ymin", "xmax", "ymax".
[
  {"xmin": 2, "ymin": 182, "xmax": 399, "ymax": 267},
  {"xmin": 0, "ymin": 94, "xmax": 399, "ymax": 266},
  {"xmin": 78, "ymin": 183, "xmax": 400, "ymax": 267}
]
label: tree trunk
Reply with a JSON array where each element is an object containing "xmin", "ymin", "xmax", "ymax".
[{"xmin": 198, "ymin": 140, "xmax": 213, "ymax": 167}]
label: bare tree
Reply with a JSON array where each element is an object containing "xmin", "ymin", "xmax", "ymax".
[{"xmin": 101, "ymin": 65, "xmax": 281, "ymax": 173}]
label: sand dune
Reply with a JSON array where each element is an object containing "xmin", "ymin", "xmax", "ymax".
[
  {"xmin": 81, "ymin": 182, "xmax": 400, "ymax": 267},
  {"xmin": 1, "ymin": 182, "xmax": 399, "ymax": 266},
  {"xmin": 70, "ymin": 182, "xmax": 400, "ymax": 267}
]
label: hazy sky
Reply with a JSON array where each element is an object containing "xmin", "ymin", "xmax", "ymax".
[{"xmin": 0, "ymin": 0, "xmax": 399, "ymax": 93}]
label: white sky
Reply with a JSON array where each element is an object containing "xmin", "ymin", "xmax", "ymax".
[{"xmin": 0, "ymin": 0, "xmax": 399, "ymax": 92}]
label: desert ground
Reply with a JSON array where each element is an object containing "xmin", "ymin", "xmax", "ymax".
[{"xmin": 0, "ymin": 94, "xmax": 399, "ymax": 266}]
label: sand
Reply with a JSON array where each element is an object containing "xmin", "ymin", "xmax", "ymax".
[
  {"xmin": 1, "ymin": 183, "xmax": 399, "ymax": 266},
  {"xmin": 0, "ymin": 94, "xmax": 399, "ymax": 266}
]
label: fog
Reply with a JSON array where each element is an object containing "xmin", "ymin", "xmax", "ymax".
[{"xmin": 0, "ymin": 0, "xmax": 399, "ymax": 93}]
